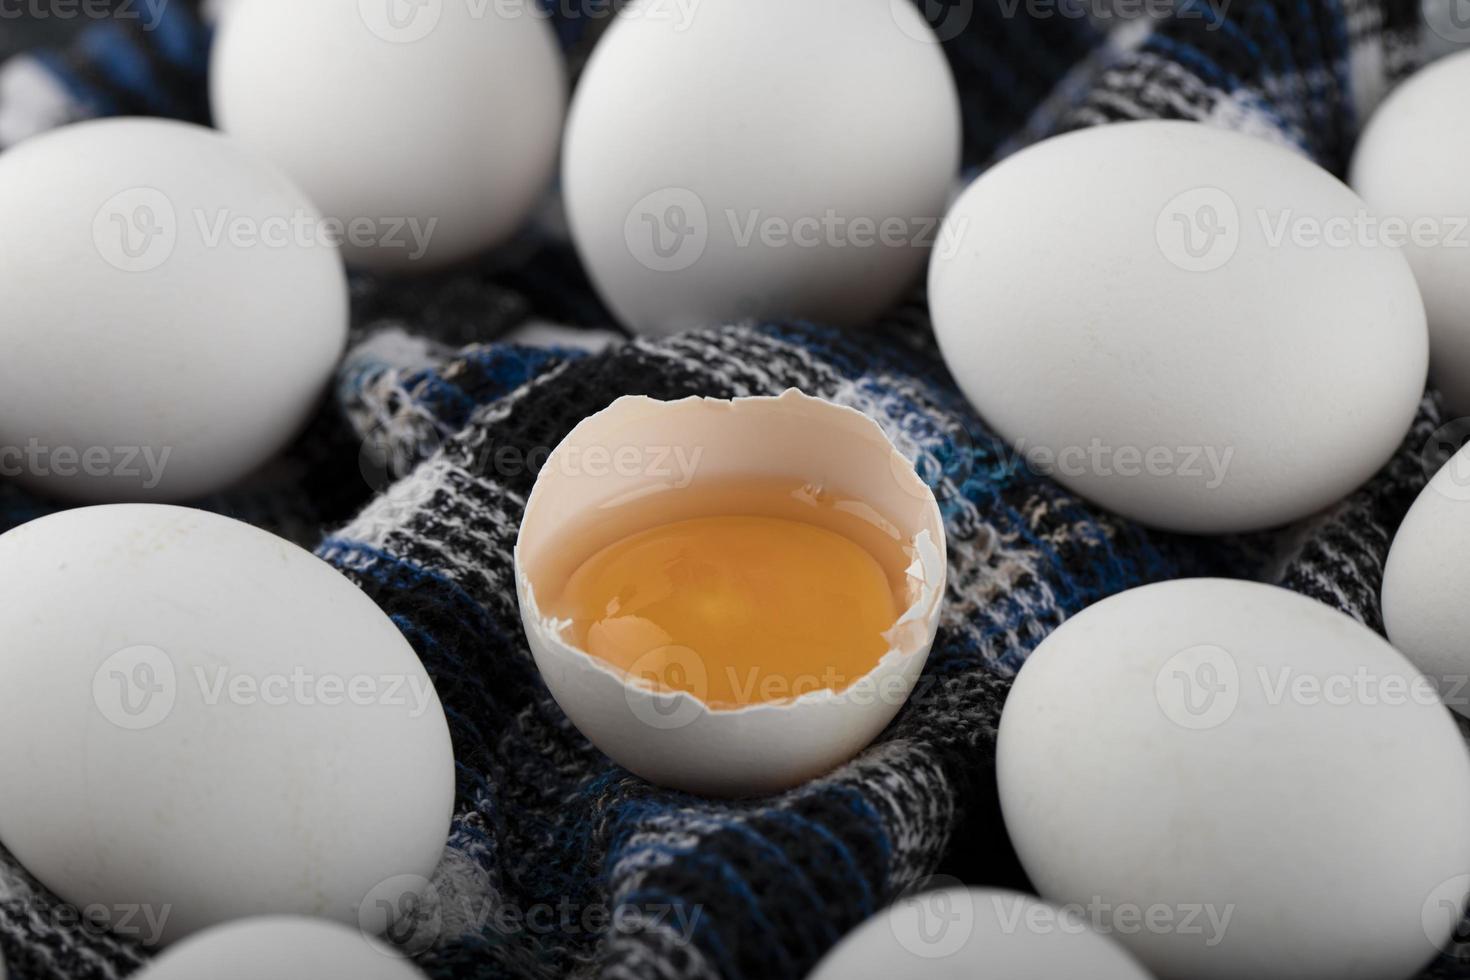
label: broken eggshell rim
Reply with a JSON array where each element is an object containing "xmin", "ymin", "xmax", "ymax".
[{"xmin": 513, "ymin": 388, "xmax": 949, "ymax": 716}]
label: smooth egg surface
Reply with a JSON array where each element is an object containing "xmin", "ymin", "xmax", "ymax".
[
  {"xmin": 1351, "ymin": 49, "xmax": 1470, "ymax": 418},
  {"xmin": 806, "ymin": 888, "xmax": 1154, "ymax": 980},
  {"xmin": 212, "ymin": 0, "xmax": 566, "ymax": 271},
  {"xmin": 998, "ymin": 578, "xmax": 1470, "ymax": 980},
  {"xmin": 130, "ymin": 917, "xmax": 426, "ymax": 980},
  {"xmin": 0, "ymin": 118, "xmax": 347, "ymax": 502},
  {"xmin": 0, "ymin": 505, "xmax": 454, "ymax": 945},
  {"xmin": 563, "ymin": 0, "xmax": 961, "ymax": 335},
  {"xmin": 930, "ymin": 120, "xmax": 1427, "ymax": 534},
  {"xmin": 1383, "ymin": 442, "xmax": 1470, "ymax": 718}
]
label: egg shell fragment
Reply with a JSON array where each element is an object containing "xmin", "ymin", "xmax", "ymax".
[
  {"xmin": 0, "ymin": 505, "xmax": 455, "ymax": 945},
  {"xmin": 515, "ymin": 390, "xmax": 947, "ymax": 797},
  {"xmin": 997, "ymin": 578, "xmax": 1470, "ymax": 980}
]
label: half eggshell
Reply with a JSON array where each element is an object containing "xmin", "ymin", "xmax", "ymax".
[{"xmin": 514, "ymin": 389, "xmax": 946, "ymax": 797}]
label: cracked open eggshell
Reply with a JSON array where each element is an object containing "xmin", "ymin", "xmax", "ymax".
[{"xmin": 514, "ymin": 390, "xmax": 946, "ymax": 797}]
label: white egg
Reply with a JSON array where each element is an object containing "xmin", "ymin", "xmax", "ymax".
[
  {"xmin": 930, "ymin": 121, "xmax": 1427, "ymax": 534},
  {"xmin": 514, "ymin": 390, "xmax": 946, "ymax": 797},
  {"xmin": 997, "ymin": 578, "xmax": 1470, "ymax": 980},
  {"xmin": 1352, "ymin": 50, "xmax": 1470, "ymax": 419},
  {"xmin": 211, "ymin": 0, "xmax": 566, "ymax": 272},
  {"xmin": 563, "ymin": 0, "xmax": 961, "ymax": 336},
  {"xmin": 0, "ymin": 118, "xmax": 347, "ymax": 503},
  {"xmin": 0, "ymin": 505, "xmax": 454, "ymax": 945},
  {"xmin": 1383, "ymin": 442, "xmax": 1470, "ymax": 718},
  {"xmin": 131, "ymin": 916, "xmax": 425, "ymax": 980},
  {"xmin": 807, "ymin": 887, "xmax": 1153, "ymax": 980}
]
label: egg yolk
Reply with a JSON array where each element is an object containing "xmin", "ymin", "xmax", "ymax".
[{"xmin": 549, "ymin": 516, "xmax": 901, "ymax": 708}]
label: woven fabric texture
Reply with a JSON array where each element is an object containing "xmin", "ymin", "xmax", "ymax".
[{"xmin": 0, "ymin": 2, "xmax": 1465, "ymax": 978}]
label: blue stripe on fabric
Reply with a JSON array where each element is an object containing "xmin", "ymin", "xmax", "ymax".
[{"xmin": 29, "ymin": 49, "xmax": 114, "ymax": 115}]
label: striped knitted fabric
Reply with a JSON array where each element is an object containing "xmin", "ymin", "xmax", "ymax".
[{"xmin": 0, "ymin": 2, "xmax": 1466, "ymax": 979}]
